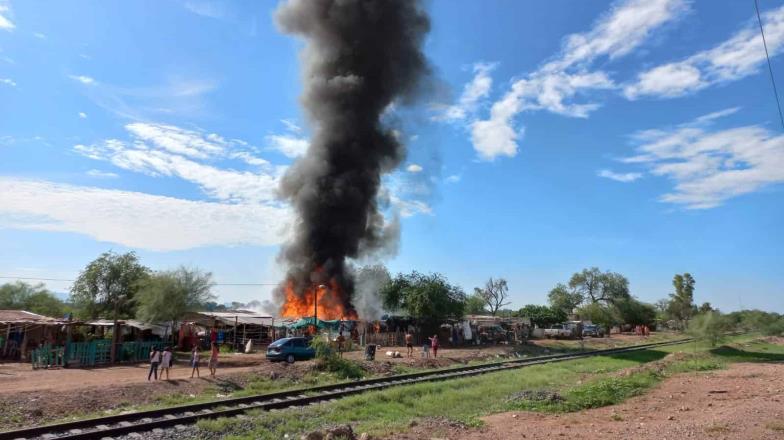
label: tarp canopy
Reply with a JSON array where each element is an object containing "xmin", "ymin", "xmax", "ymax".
[
  {"xmin": 85, "ymin": 319, "xmax": 171, "ymax": 337},
  {"xmin": 287, "ymin": 317, "xmax": 343, "ymax": 330}
]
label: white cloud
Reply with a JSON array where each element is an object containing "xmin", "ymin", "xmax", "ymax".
[
  {"xmin": 74, "ymin": 124, "xmax": 282, "ymax": 204},
  {"xmin": 389, "ymin": 196, "xmax": 432, "ymax": 218},
  {"xmin": 280, "ymin": 119, "xmax": 302, "ymax": 133},
  {"xmin": 406, "ymin": 164, "xmax": 423, "ymax": 173},
  {"xmin": 126, "ymin": 122, "xmax": 226, "ymax": 159},
  {"xmin": 0, "ymin": 78, "xmax": 16, "ymax": 87},
  {"xmin": 598, "ymin": 169, "xmax": 643, "ymax": 182},
  {"xmin": 266, "ymin": 134, "xmax": 309, "ymax": 158},
  {"xmin": 0, "ymin": 4, "xmax": 14, "ymax": 31},
  {"xmin": 69, "ymin": 75, "xmax": 95, "ymax": 85},
  {"xmin": 86, "ymin": 169, "xmax": 119, "ymax": 179},
  {"xmin": 0, "ymin": 178, "xmax": 290, "ymax": 251},
  {"xmin": 436, "ymin": 63, "xmax": 496, "ymax": 121},
  {"xmin": 445, "ymin": 174, "xmax": 461, "ymax": 184},
  {"xmin": 78, "ymin": 112, "xmax": 87, "ymax": 119},
  {"xmin": 471, "ymin": 0, "xmax": 687, "ymax": 160},
  {"xmin": 621, "ymin": 109, "xmax": 784, "ymax": 208},
  {"xmin": 33, "ymin": 32, "xmax": 46, "ymax": 39},
  {"xmin": 184, "ymin": 1, "xmax": 227, "ymax": 19},
  {"xmin": 625, "ymin": 4, "xmax": 784, "ymax": 99}
]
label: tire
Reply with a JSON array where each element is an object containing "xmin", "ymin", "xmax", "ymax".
[{"xmin": 286, "ymin": 354, "xmax": 295, "ymax": 364}]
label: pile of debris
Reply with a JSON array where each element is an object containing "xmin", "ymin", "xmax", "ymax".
[
  {"xmin": 506, "ymin": 390, "xmax": 565, "ymax": 404},
  {"xmin": 300, "ymin": 424, "xmax": 372, "ymax": 440}
]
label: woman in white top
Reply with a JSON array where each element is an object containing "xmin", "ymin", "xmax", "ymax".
[
  {"xmin": 160, "ymin": 347, "xmax": 173, "ymax": 380},
  {"xmin": 148, "ymin": 348, "xmax": 161, "ymax": 381},
  {"xmin": 190, "ymin": 345, "xmax": 200, "ymax": 378}
]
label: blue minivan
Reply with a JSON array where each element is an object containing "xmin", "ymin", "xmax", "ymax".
[{"xmin": 266, "ymin": 337, "xmax": 316, "ymax": 363}]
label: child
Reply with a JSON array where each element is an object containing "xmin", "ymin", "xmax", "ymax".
[
  {"xmin": 148, "ymin": 347, "xmax": 161, "ymax": 381},
  {"xmin": 430, "ymin": 334, "xmax": 439, "ymax": 358},
  {"xmin": 421, "ymin": 341, "xmax": 430, "ymax": 358},
  {"xmin": 160, "ymin": 347, "xmax": 173, "ymax": 380},
  {"xmin": 208, "ymin": 342, "xmax": 219, "ymax": 378},
  {"xmin": 190, "ymin": 345, "xmax": 200, "ymax": 378}
]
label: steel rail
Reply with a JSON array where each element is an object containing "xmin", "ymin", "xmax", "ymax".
[{"xmin": 0, "ymin": 338, "xmax": 693, "ymax": 440}]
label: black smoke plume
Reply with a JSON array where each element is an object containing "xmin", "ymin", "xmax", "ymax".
[{"xmin": 273, "ymin": 0, "xmax": 431, "ymax": 318}]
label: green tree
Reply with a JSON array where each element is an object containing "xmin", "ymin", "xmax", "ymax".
[
  {"xmin": 70, "ymin": 251, "xmax": 150, "ymax": 362},
  {"xmin": 698, "ymin": 302, "xmax": 714, "ymax": 314},
  {"xmin": 380, "ymin": 271, "xmax": 465, "ymax": 333},
  {"xmin": 474, "ymin": 277, "xmax": 510, "ymax": 316},
  {"xmin": 576, "ymin": 302, "xmax": 618, "ymax": 335},
  {"xmin": 0, "ymin": 281, "xmax": 68, "ymax": 317},
  {"xmin": 135, "ymin": 267, "xmax": 215, "ymax": 341},
  {"xmin": 568, "ymin": 267, "xmax": 630, "ymax": 305},
  {"xmin": 687, "ymin": 311, "xmax": 733, "ymax": 346},
  {"xmin": 518, "ymin": 304, "xmax": 566, "ymax": 328},
  {"xmin": 547, "ymin": 283, "xmax": 583, "ymax": 315},
  {"xmin": 464, "ymin": 293, "xmax": 487, "ymax": 315},
  {"xmin": 614, "ymin": 297, "xmax": 657, "ymax": 326},
  {"xmin": 668, "ymin": 273, "xmax": 695, "ymax": 328}
]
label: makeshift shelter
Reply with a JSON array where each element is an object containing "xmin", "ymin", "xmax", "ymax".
[
  {"xmin": 181, "ymin": 310, "xmax": 276, "ymax": 350},
  {"xmin": 0, "ymin": 310, "xmax": 72, "ymax": 361}
]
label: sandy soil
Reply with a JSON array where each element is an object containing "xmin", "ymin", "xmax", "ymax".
[{"xmin": 397, "ymin": 361, "xmax": 784, "ymax": 440}]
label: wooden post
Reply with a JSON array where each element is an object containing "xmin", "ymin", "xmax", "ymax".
[
  {"xmin": 2, "ymin": 324, "xmax": 10, "ymax": 357},
  {"xmin": 234, "ymin": 316, "xmax": 238, "ymax": 350},
  {"xmin": 20, "ymin": 324, "xmax": 28, "ymax": 361},
  {"xmin": 242, "ymin": 324, "xmax": 247, "ymax": 348}
]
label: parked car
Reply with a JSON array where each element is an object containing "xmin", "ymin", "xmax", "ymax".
[
  {"xmin": 582, "ymin": 324, "xmax": 605, "ymax": 338},
  {"xmin": 266, "ymin": 337, "xmax": 315, "ymax": 363},
  {"xmin": 543, "ymin": 324, "xmax": 573, "ymax": 339}
]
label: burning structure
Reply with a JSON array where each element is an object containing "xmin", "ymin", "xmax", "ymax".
[{"xmin": 272, "ymin": 0, "xmax": 431, "ymax": 321}]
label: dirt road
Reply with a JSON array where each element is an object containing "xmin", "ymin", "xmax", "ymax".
[{"xmin": 399, "ymin": 362, "xmax": 784, "ymax": 440}]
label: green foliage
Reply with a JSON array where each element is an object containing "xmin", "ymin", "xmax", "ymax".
[
  {"xmin": 309, "ymin": 337, "xmax": 364, "ymax": 379},
  {"xmin": 380, "ymin": 271, "xmax": 466, "ymax": 322},
  {"xmin": 725, "ymin": 309, "xmax": 784, "ymax": 336},
  {"xmin": 568, "ymin": 267, "xmax": 630, "ymax": 305},
  {"xmin": 687, "ymin": 311, "xmax": 733, "ymax": 346},
  {"xmin": 668, "ymin": 273, "xmax": 695, "ymax": 327},
  {"xmin": 576, "ymin": 302, "xmax": 617, "ymax": 331},
  {"xmin": 135, "ymin": 267, "xmax": 215, "ymax": 323},
  {"xmin": 518, "ymin": 304, "xmax": 566, "ymax": 328},
  {"xmin": 0, "ymin": 281, "xmax": 68, "ymax": 317},
  {"xmin": 547, "ymin": 283, "xmax": 583, "ymax": 315},
  {"xmin": 614, "ymin": 298, "xmax": 657, "ymax": 326},
  {"xmin": 70, "ymin": 251, "xmax": 150, "ymax": 319},
  {"xmin": 464, "ymin": 293, "xmax": 487, "ymax": 315}
]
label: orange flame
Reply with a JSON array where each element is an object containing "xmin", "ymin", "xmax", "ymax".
[{"xmin": 280, "ymin": 277, "xmax": 358, "ymax": 321}]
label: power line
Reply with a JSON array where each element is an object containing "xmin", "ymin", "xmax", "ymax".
[
  {"xmin": 755, "ymin": 0, "xmax": 784, "ymax": 130},
  {"xmin": 0, "ymin": 276, "xmax": 278, "ymax": 286}
]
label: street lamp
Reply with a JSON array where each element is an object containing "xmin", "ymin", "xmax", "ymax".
[{"xmin": 314, "ymin": 284, "xmax": 327, "ymax": 329}]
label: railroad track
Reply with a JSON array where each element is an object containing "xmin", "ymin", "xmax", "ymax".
[{"xmin": 0, "ymin": 338, "xmax": 693, "ymax": 440}]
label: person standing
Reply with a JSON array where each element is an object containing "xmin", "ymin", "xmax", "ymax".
[
  {"xmin": 430, "ymin": 334, "xmax": 440, "ymax": 359},
  {"xmin": 160, "ymin": 347, "xmax": 173, "ymax": 380},
  {"xmin": 190, "ymin": 345, "xmax": 200, "ymax": 378},
  {"xmin": 148, "ymin": 347, "xmax": 161, "ymax": 381},
  {"xmin": 421, "ymin": 340, "xmax": 430, "ymax": 359},
  {"xmin": 208, "ymin": 342, "xmax": 219, "ymax": 378},
  {"xmin": 404, "ymin": 331, "xmax": 414, "ymax": 358}
]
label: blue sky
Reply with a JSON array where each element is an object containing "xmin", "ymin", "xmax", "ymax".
[{"xmin": 1, "ymin": 0, "xmax": 783, "ymax": 313}]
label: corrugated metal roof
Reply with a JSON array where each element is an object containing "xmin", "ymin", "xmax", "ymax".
[{"xmin": 0, "ymin": 309, "xmax": 60, "ymax": 324}]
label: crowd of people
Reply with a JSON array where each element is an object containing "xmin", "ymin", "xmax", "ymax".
[{"xmin": 147, "ymin": 341, "xmax": 220, "ymax": 381}]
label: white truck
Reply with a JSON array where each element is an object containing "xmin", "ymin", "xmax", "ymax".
[{"xmin": 543, "ymin": 324, "xmax": 573, "ymax": 339}]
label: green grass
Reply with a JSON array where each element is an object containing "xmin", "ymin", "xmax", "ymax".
[{"xmin": 197, "ymin": 335, "xmax": 783, "ymax": 440}]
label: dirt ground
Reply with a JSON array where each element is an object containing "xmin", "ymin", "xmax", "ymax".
[
  {"xmin": 0, "ymin": 333, "xmax": 672, "ymax": 430},
  {"xmin": 396, "ymin": 361, "xmax": 784, "ymax": 440}
]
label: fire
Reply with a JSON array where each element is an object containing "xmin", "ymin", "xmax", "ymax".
[{"xmin": 280, "ymin": 277, "xmax": 358, "ymax": 321}]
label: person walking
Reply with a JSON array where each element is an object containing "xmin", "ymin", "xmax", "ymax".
[
  {"xmin": 190, "ymin": 345, "xmax": 200, "ymax": 378},
  {"xmin": 160, "ymin": 347, "xmax": 173, "ymax": 380},
  {"xmin": 148, "ymin": 347, "xmax": 161, "ymax": 381},
  {"xmin": 430, "ymin": 334, "xmax": 440, "ymax": 359},
  {"xmin": 208, "ymin": 342, "xmax": 219, "ymax": 378},
  {"xmin": 404, "ymin": 331, "xmax": 414, "ymax": 358}
]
